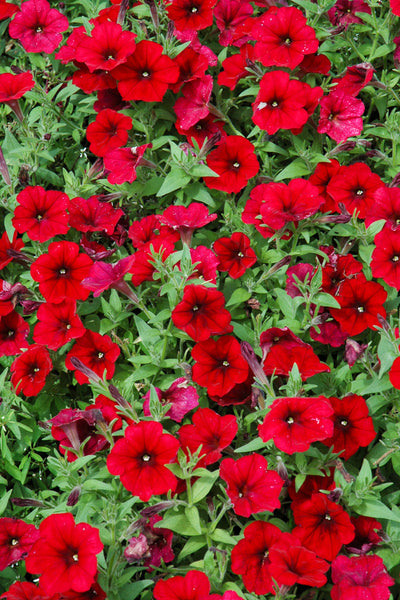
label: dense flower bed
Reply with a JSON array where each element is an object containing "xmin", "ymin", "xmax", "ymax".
[{"xmin": 1, "ymin": 0, "xmax": 400, "ymax": 598}]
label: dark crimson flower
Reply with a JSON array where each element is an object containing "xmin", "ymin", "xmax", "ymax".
[
  {"xmin": 263, "ymin": 343, "xmax": 330, "ymax": 380},
  {"xmin": 65, "ymin": 330, "xmax": 120, "ymax": 385},
  {"xmin": 0, "ymin": 582, "xmax": 46, "ymax": 600},
  {"xmin": 330, "ymin": 274, "xmax": 387, "ymax": 336},
  {"xmin": 86, "ymin": 109, "xmax": 133, "ymax": 158},
  {"xmin": 125, "ymin": 515, "xmax": 174, "ymax": 571},
  {"xmin": 297, "ymin": 52, "xmax": 332, "ymax": 75},
  {"xmin": 347, "ymin": 516, "xmax": 384, "ymax": 555},
  {"xmin": 103, "ymin": 144, "xmax": 153, "ymax": 185},
  {"xmin": 0, "ymin": 310, "xmax": 29, "ymax": 356},
  {"xmin": 213, "ymin": 232, "xmax": 256, "ymax": 279},
  {"xmin": 252, "ymin": 71, "xmax": 315, "ymax": 135},
  {"xmin": 160, "ymin": 202, "xmax": 217, "ymax": 246},
  {"xmin": 204, "ymin": 135, "xmax": 259, "ymax": 194},
  {"xmin": 174, "ymin": 75, "xmax": 213, "ymax": 130},
  {"xmin": 192, "ymin": 335, "xmax": 249, "ymax": 396},
  {"xmin": 75, "ymin": 21, "xmax": 136, "ymax": 73},
  {"xmin": 69, "ymin": 195, "xmax": 124, "ymax": 236},
  {"xmin": 255, "ymin": 179, "xmax": 323, "ymax": 231},
  {"xmin": 111, "ymin": 40, "xmax": 179, "ymax": 102},
  {"xmin": 328, "ymin": 0, "xmax": 371, "ymax": 26},
  {"xmin": 176, "ymin": 113, "xmax": 226, "ymax": 147},
  {"xmin": 214, "ymin": 0, "xmax": 253, "ymax": 46},
  {"xmin": 48, "ymin": 407, "xmax": 111, "ymax": 461},
  {"xmin": 285, "ymin": 263, "xmax": 315, "ymax": 298},
  {"xmin": 82, "ymin": 256, "xmax": 137, "ymax": 301},
  {"xmin": 11, "ymin": 345, "xmax": 52, "ymax": 397},
  {"xmin": 317, "ymin": 91, "xmax": 365, "ymax": 143},
  {"xmin": 172, "ymin": 284, "xmax": 232, "ymax": 341},
  {"xmin": 79, "ymin": 234, "xmax": 117, "ymax": 261},
  {"xmin": 292, "ymin": 493, "xmax": 355, "ymax": 561},
  {"xmin": 371, "ymin": 227, "xmax": 400, "ymax": 290},
  {"xmin": 331, "ymin": 555, "xmax": 394, "ymax": 600},
  {"xmin": 0, "ymin": 0, "xmax": 19, "ymax": 20},
  {"xmin": 171, "ymin": 47, "xmax": 208, "ymax": 93},
  {"xmin": 332, "ymin": 63, "xmax": 374, "ymax": 96},
  {"xmin": 310, "ymin": 318, "xmax": 348, "ymax": 347},
  {"xmin": 166, "ymin": 0, "xmax": 216, "ymax": 31},
  {"xmin": 13, "ymin": 186, "xmax": 69, "ymax": 242},
  {"xmin": 9, "ymin": 0, "xmax": 69, "ymax": 53},
  {"xmin": 209, "ymin": 368, "xmax": 254, "ymax": 407},
  {"xmin": 230, "ymin": 521, "xmax": 282, "ymax": 595},
  {"xmin": 0, "ymin": 71, "xmax": 34, "ymax": 121},
  {"xmin": 129, "ymin": 237, "xmax": 175, "ymax": 286},
  {"xmin": 220, "ymin": 454, "xmax": 283, "ymax": 517},
  {"xmin": 320, "ymin": 247, "xmax": 363, "ymax": 295},
  {"xmin": 25, "ymin": 513, "xmax": 103, "ymax": 595},
  {"xmin": 94, "ymin": 88, "xmax": 128, "ymax": 112},
  {"xmin": 217, "ymin": 44, "xmax": 256, "ymax": 90},
  {"xmin": 321, "ymin": 394, "xmax": 376, "ymax": 459},
  {"xmin": 252, "ymin": 6, "xmax": 319, "ymax": 70},
  {"xmin": 154, "ymin": 570, "xmax": 210, "ymax": 600},
  {"xmin": 327, "ymin": 163, "xmax": 384, "ymax": 220},
  {"xmin": 0, "ymin": 231, "xmax": 24, "ymax": 270},
  {"xmin": 174, "ymin": 28, "xmax": 218, "ymax": 66},
  {"xmin": 268, "ymin": 532, "xmax": 329, "ymax": 588},
  {"xmin": 189, "ymin": 245, "xmax": 219, "ymax": 283},
  {"xmin": 260, "ymin": 326, "xmax": 309, "ymax": 357},
  {"xmin": 288, "ymin": 471, "xmax": 335, "ymax": 509},
  {"xmin": 73, "ymin": 64, "xmax": 117, "ymax": 94},
  {"xmin": 178, "ymin": 407, "xmax": 237, "ymax": 467},
  {"xmin": 0, "ymin": 518, "xmax": 40, "ymax": 570},
  {"xmin": 60, "ymin": 580, "xmax": 106, "ymax": 600},
  {"xmin": 143, "ymin": 377, "xmax": 199, "ymax": 422},
  {"xmin": 309, "ymin": 159, "xmax": 341, "ymax": 214},
  {"xmin": 345, "ymin": 337, "xmax": 368, "ymax": 367},
  {"xmin": 258, "ymin": 396, "xmax": 334, "ymax": 455},
  {"xmin": 0, "ymin": 280, "xmax": 14, "ymax": 317},
  {"xmin": 31, "ymin": 241, "xmax": 93, "ymax": 304},
  {"xmin": 107, "ymin": 420, "xmax": 179, "ymax": 501}
]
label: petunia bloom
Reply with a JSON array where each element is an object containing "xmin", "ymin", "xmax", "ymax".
[
  {"xmin": 86, "ymin": 109, "xmax": 133, "ymax": 158},
  {"xmin": 317, "ymin": 91, "xmax": 365, "ymax": 143},
  {"xmin": 160, "ymin": 202, "xmax": 217, "ymax": 246},
  {"xmin": 0, "ymin": 71, "xmax": 35, "ymax": 121},
  {"xmin": 204, "ymin": 135, "xmax": 259, "ymax": 194},
  {"xmin": 331, "ymin": 554, "xmax": 394, "ymax": 600},
  {"xmin": 0, "ymin": 518, "xmax": 40, "ymax": 570},
  {"xmin": 213, "ymin": 232, "xmax": 257, "ymax": 279},
  {"xmin": 154, "ymin": 570, "xmax": 210, "ymax": 600},
  {"xmin": 65, "ymin": 330, "xmax": 120, "ymax": 385},
  {"xmin": 142, "ymin": 377, "xmax": 199, "ymax": 422},
  {"xmin": 13, "ymin": 186, "xmax": 69, "ymax": 242},
  {"xmin": 25, "ymin": 513, "xmax": 103, "ymax": 595},
  {"xmin": 107, "ymin": 420, "xmax": 179, "ymax": 501},
  {"xmin": 9, "ymin": 0, "xmax": 69, "ymax": 53},
  {"xmin": 11, "ymin": 345, "xmax": 52, "ymax": 396}
]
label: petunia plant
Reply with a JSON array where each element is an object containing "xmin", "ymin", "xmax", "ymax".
[{"xmin": 1, "ymin": 0, "xmax": 400, "ymax": 599}]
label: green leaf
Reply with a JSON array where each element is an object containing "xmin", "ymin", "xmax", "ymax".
[
  {"xmin": 156, "ymin": 167, "xmax": 191, "ymax": 197},
  {"xmin": 234, "ymin": 437, "xmax": 266, "ymax": 453},
  {"xmin": 0, "ymin": 490, "xmax": 12, "ymax": 516},
  {"xmin": 158, "ymin": 512, "xmax": 202, "ymax": 536},
  {"xmin": 226, "ymin": 288, "xmax": 252, "ymax": 307},
  {"xmin": 315, "ymin": 292, "xmax": 341, "ymax": 309},
  {"xmin": 210, "ymin": 528, "xmax": 237, "ymax": 545},
  {"xmin": 357, "ymin": 498, "xmax": 400, "ymax": 523},
  {"xmin": 185, "ymin": 505, "xmax": 202, "ymax": 534},
  {"xmin": 178, "ymin": 536, "xmax": 207, "ymax": 561},
  {"xmin": 274, "ymin": 160, "xmax": 311, "ymax": 181},
  {"xmin": 191, "ymin": 470, "xmax": 220, "ymax": 503},
  {"xmin": 119, "ymin": 580, "xmax": 153, "ymax": 600}
]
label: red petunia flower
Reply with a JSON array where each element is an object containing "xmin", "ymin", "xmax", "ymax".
[
  {"xmin": 220, "ymin": 454, "xmax": 283, "ymax": 517},
  {"xmin": 252, "ymin": 6, "xmax": 319, "ymax": 70},
  {"xmin": 321, "ymin": 394, "xmax": 376, "ymax": 459},
  {"xmin": 192, "ymin": 335, "xmax": 249, "ymax": 396},
  {"xmin": 292, "ymin": 492, "xmax": 355, "ymax": 561},
  {"xmin": 0, "ymin": 0, "xmax": 19, "ymax": 20},
  {"xmin": 171, "ymin": 47, "xmax": 209, "ymax": 93},
  {"xmin": 13, "ymin": 186, "xmax": 69, "ymax": 242},
  {"xmin": 129, "ymin": 237, "xmax": 176, "ymax": 286},
  {"xmin": 332, "ymin": 63, "xmax": 374, "ymax": 96},
  {"xmin": 365, "ymin": 185, "xmax": 400, "ymax": 229},
  {"xmin": 217, "ymin": 44, "xmax": 256, "ymax": 90},
  {"xmin": 329, "ymin": 274, "xmax": 387, "ymax": 336},
  {"xmin": 9, "ymin": 0, "xmax": 69, "ymax": 53},
  {"xmin": 176, "ymin": 112, "xmax": 226, "ymax": 147},
  {"xmin": 69, "ymin": 195, "xmax": 124, "ymax": 235},
  {"xmin": 288, "ymin": 471, "xmax": 335, "ymax": 509},
  {"xmin": 31, "ymin": 241, "xmax": 93, "ymax": 304},
  {"xmin": 204, "ymin": 135, "xmax": 259, "ymax": 194},
  {"xmin": 0, "ymin": 231, "xmax": 24, "ymax": 270},
  {"xmin": 65, "ymin": 330, "xmax": 120, "ymax": 385},
  {"xmin": 0, "ymin": 71, "xmax": 35, "ymax": 121},
  {"xmin": 256, "ymin": 178, "xmax": 323, "ymax": 231},
  {"xmin": 128, "ymin": 214, "xmax": 179, "ymax": 250},
  {"xmin": 178, "ymin": 407, "xmax": 237, "ymax": 467},
  {"xmin": 11, "ymin": 345, "xmax": 52, "ymax": 396},
  {"xmin": 172, "ymin": 284, "xmax": 232, "ymax": 341},
  {"xmin": 103, "ymin": 144, "xmax": 152, "ymax": 185},
  {"xmin": 81, "ymin": 256, "xmax": 137, "ymax": 300},
  {"xmin": 86, "ymin": 109, "xmax": 133, "ymax": 158},
  {"xmin": 154, "ymin": 570, "xmax": 210, "ymax": 600},
  {"xmin": 258, "ymin": 396, "xmax": 334, "ymax": 455},
  {"xmin": 230, "ymin": 521, "xmax": 283, "ymax": 595},
  {"xmin": 189, "ymin": 245, "xmax": 219, "ymax": 283},
  {"xmin": 331, "ymin": 555, "xmax": 394, "ymax": 600},
  {"xmin": 174, "ymin": 75, "xmax": 213, "ymax": 130},
  {"xmin": 111, "ymin": 40, "xmax": 179, "ymax": 102},
  {"xmin": 160, "ymin": 202, "xmax": 217, "ymax": 246},
  {"xmin": 25, "ymin": 513, "xmax": 103, "ymax": 595},
  {"xmin": 268, "ymin": 532, "xmax": 329, "ymax": 588},
  {"xmin": 75, "ymin": 21, "xmax": 136, "ymax": 73},
  {"xmin": 309, "ymin": 159, "xmax": 341, "ymax": 214},
  {"xmin": 320, "ymin": 246, "xmax": 363, "ymax": 295},
  {"xmin": 213, "ymin": 232, "xmax": 256, "ymax": 279},
  {"xmin": 327, "ymin": 163, "xmax": 384, "ymax": 220},
  {"xmin": 263, "ymin": 343, "xmax": 330, "ymax": 380},
  {"xmin": 107, "ymin": 420, "xmax": 179, "ymax": 501},
  {"xmin": 0, "ymin": 310, "xmax": 29, "ymax": 356},
  {"xmin": 166, "ymin": 0, "xmax": 216, "ymax": 31},
  {"xmin": 328, "ymin": 0, "xmax": 371, "ymax": 26},
  {"xmin": 0, "ymin": 581, "xmax": 46, "ymax": 600},
  {"xmin": 317, "ymin": 91, "xmax": 365, "ymax": 143},
  {"xmin": 0, "ymin": 518, "xmax": 40, "ymax": 570},
  {"xmin": 214, "ymin": 0, "xmax": 253, "ymax": 46},
  {"xmin": 60, "ymin": 580, "xmax": 106, "ymax": 600},
  {"xmin": 371, "ymin": 227, "xmax": 400, "ymax": 290},
  {"xmin": 347, "ymin": 516, "xmax": 384, "ymax": 555},
  {"xmin": 252, "ymin": 71, "xmax": 315, "ymax": 135},
  {"xmin": 125, "ymin": 515, "xmax": 174, "ymax": 571},
  {"xmin": 142, "ymin": 377, "xmax": 199, "ymax": 422},
  {"xmin": 389, "ymin": 355, "xmax": 400, "ymax": 389}
]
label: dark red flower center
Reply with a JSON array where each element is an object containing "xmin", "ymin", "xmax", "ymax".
[
  {"xmin": 7, "ymin": 329, "xmax": 15, "ymax": 338},
  {"xmin": 97, "ymin": 352, "xmax": 104, "ymax": 359}
]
